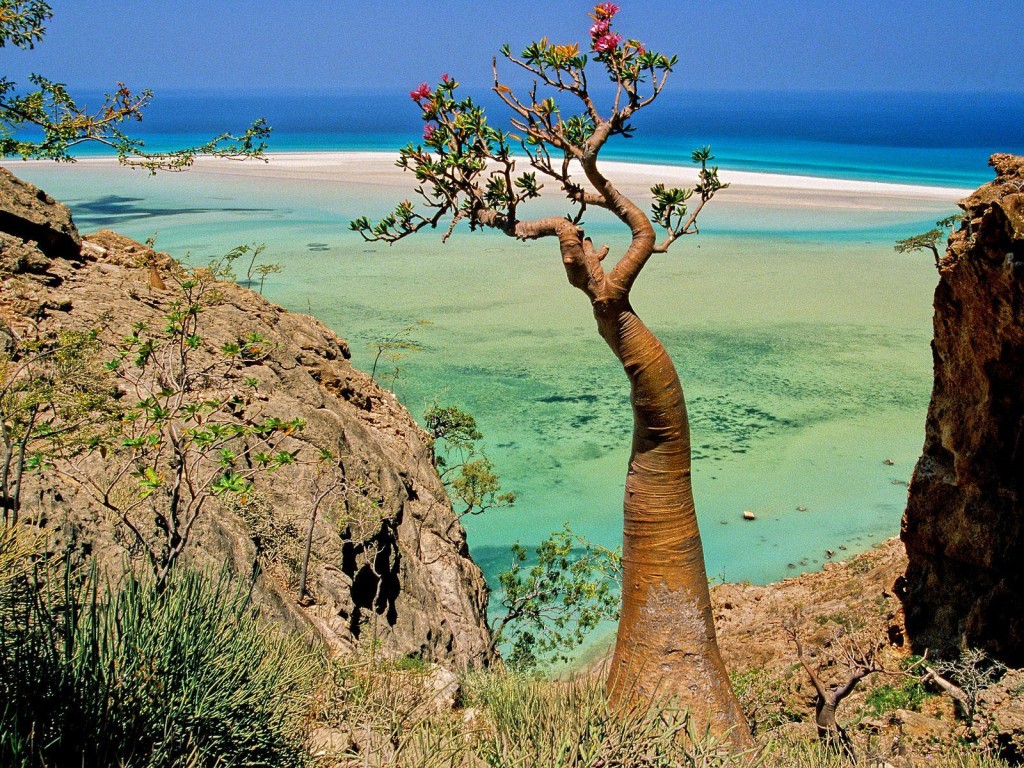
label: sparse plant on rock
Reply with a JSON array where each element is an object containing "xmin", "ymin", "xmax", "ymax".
[
  {"xmin": 44, "ymin": 270, "xmax": 304, "ymax": 589},
  {"xmin": 255, "ymin": 262, "xmax": 284, "ymax": 295},
  {"xmin": 894, "ymin": 213, "xmax": 964, "ymax": 267},
  {"xmin": 731, "ymin": 667, "xmax": 803, "ymax": 737},
  {"xmin": 925, "ymin": 647, "xmax": 1007, "ymax": 726},
  {"xmin": 1, "ymin": 328, "xmax": 114, "ymax": 524},
  {"xmin": 297, "ymin": 447, "xmax": 347, "ymax": 603},
  {"xmin": 352, "ymin": 3, "xmax": 745, "ymax": 742},
  {"xmin": 786, "ymin": 617, "xmax": 885, "ymax": 760},
  {"xmin": 424, "ymin": 402, "xmax": 515, "ymax": 520},
  {"xmin": 368, "ymin": 320, "xmax": 432, "ymax": 390}
]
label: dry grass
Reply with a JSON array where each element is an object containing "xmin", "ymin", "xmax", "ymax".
[{"xmin": 307, "ymin": 658, "xmax": 1016, "ymax": 768}]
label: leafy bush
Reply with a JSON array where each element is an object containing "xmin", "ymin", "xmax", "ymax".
[
  {"xmin": 0, "ymin": 540, "xmax": 321, "ymax": 767},
  {"xmin": 491, "ymin": 526, "xmax": 620, "ymax": 670},
  {"xmin": 865, "ymin": 679, "xmax": 931, "ymax": 715},
  {"xmin": 731, "ymin": 667, "xmax": 802, "ymax": 735}
]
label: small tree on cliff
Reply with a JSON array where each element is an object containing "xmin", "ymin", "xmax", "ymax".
[
  {"xmin": 352, "ymin": 3, "xmax": 751, "ymax": 748},
  {"xmin": 894, "ymin": 214, "xmax": 963, "ymax": 268}
]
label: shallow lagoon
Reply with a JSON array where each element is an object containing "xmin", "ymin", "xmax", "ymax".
[{"xmin": 16, "ymin": 160, "xmax": 953, "ymax": 587}]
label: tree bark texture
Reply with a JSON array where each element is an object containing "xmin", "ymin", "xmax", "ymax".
[{"xmin": 552, "ymin": 222, "xmax": 752, "ymax": 750}]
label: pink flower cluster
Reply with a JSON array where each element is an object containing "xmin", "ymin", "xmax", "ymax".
[
  {"xmin": 590, "ymin": 3, "xmax": 622, "ymax": 53},
  {"xmin": 423, "ymin": 123, "xmax": 437, "ymax": 141},
  {"xmin": 409, "ymin": 82, "xmax": 431, "ymax": 101},
  {"xmin": 592, "ymin": 32, "xmax": 622, "ymax": 52}
]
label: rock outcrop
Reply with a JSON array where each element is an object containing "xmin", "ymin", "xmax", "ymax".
[
  {"xmin": 900, "ymin": 154, "xmax": 1024, "ymax": 665},
  {"xmin": 1, "ymin": 168, "xmax": 491, "ymax": 668}
]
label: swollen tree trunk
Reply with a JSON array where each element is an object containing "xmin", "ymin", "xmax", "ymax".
[
  {"xmin": 595, "ymin": 299, "xmax": 751, "ymax": 749},
  {"xmin": 535, "ymin": 198, "xmax": 751, "ymax": 749}
]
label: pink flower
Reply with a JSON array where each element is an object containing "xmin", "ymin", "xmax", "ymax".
[
  {"xmin": 423, "ymin": 122, "xmax": 437, "ymax": 141},
  {"xmin": 590, "ymin": 19, "xmax": 610, "ymax": 37},
  {"xmin": 409, "ymin": 82, "xmax": 431, "ymax": 101},
  {"xmin": 593, "ymin": 3, "xmax": 619, "ymax": 20},
  {"xmin": 592, "ymin": 32, "xmax": 622, "ymax": 52},
  {"xmin": 441, "ymin": 72, "xmax": 451, "ymax": 83}
]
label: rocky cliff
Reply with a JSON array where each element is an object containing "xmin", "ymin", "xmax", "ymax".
[
  {"xmin": 0, "ymin": 166, "xmax": 491, "ymax": 668},
  {"xmin": 900, "ymin": 154, "xmax": 1024, "ymax": 665}
]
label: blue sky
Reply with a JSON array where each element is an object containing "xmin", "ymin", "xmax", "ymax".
[{"xmin": 3, "ymin": 1, "xmax": 1023, "ymax": 94}]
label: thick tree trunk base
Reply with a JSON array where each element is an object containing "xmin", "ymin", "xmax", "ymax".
[{"xmin": 608, "ymin": 578, "xmax": 754, "ymax": 751}]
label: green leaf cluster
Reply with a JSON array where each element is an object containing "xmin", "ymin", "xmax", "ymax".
[
  {"xmin": 350, "ymin": 77, "xmax": 539, "ymax": 242},
  {"xmin": 423, "ymin": 402, "xmax": 515, "ymax": 517},
  {"xmin": 0, "ymin": 2, "xmax": 270, "ymax": 171},
  {"xmin": 494, "ymin": 525, "xmax": 621, "ymax": 670}
]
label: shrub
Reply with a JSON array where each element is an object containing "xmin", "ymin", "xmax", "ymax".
[
  {"xmin": 731, "ymin": 667, "xmax": 803, "ymax": 736},
  {"xmin": 0, "ymin": 542, "xmax": 321, "ymax": 767},
  {"xmin": 865, "ymin": 678, "xmax": 931, "ymax": 715}
]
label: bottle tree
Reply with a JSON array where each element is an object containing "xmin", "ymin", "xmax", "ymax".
[{"xmin": 353, "ymin": 3, "xmax": 750, "ymax": 747}]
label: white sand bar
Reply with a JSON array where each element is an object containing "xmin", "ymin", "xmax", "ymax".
[{"xmin": 64, "ymin": 151, "xmax": 973, "ymax": 212}]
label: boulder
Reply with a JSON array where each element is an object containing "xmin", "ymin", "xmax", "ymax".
[
  {"xmin": 0, "ymin": 165, "xmax": 81, "ymax": 259},
  {"xmin": 0, "ymin": 169, "xmax": 492, "ymax": 669}
]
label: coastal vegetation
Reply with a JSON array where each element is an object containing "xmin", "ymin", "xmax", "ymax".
[
  {"xmin": 894, "ymin": 214, "xmax": 964, "ymax": 267},
  {"xmin": 0, "ymin": 0, "xmax": 269, "ymax": 171},
  {"xmin": 352, "ymin": 3, "xmax": 747, "ymax": 744},
  {"xmin": 1, "ymin": 1, "xmax": 1022, "ymax": 766}
]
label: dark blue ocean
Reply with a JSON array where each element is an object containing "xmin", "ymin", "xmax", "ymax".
[{"xmin": 71, "ymin": 89, "xmax": 1024, "ymax": 188}]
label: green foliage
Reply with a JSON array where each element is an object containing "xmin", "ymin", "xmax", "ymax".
[
  {"xmin": 894, "ymin": 213, "xmax": 964, "ymax": 266},
  {"xmin": 865, "ymin": 678, "xmax": 931, "ymax": 715},
  {"xmin": 423, "ymin": 402, "xmax": 483, "ymax": 467},
  {"xmin": 423, "ymin": 402, "xmax": 515, "ymax": 518},
  {"xmin": 45, "ymin": 271, "xmax": 303, "ymax": 587},
  {"xmin": 731, "ymin": 667, "xmax": 802, "ymax": 736},
  {"xmin": 0, "ymin": 545, "xmax": 320, "ymax": 767},
  {"xmin": 492, "ymin": 525, "xmax": 620, "ymax": 670},
  {"xmin": 255, "ymin": 262, "xmax": 284, "ymax": 295},
  {"xmin": 0, "ymin": 0, "xmax": 50, "ymax": 49},
  {"xmin": 894, "ymin": 229, "xmax": 944, "ymax": 255},
  {"xmin": 449, "ymin": 456, "xmax": 516, "ymax": 517},
  {"xmin": 649, "ymin": 147, "xmax": 727, "ymax": 235},
  {"xmin": 0, "ymin": 1, "xmax": 269, "ymax": 171},
  {"xmin": 393, "ymin": 654, "xmax": 431, "ymax": 674},
  {"xmin": 207, "ymin": 242, "xmax": 284, "ymax": 294}
]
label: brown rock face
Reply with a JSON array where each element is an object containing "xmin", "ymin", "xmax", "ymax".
[
  {"xmin": 900, "ymin": 154, "xmax": 1024, "ymax": 665},
  {"xmin": 0, "ymin": 166, "xmax": 81, "ymax": 262},
  {"xmin": 1, "ymin": 169, "xmax": 491, "ymax": 668}
]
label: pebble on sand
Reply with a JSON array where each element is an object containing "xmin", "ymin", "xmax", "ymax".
[{"xmin": 742, "ymin": 510, "xmax": 757, "ymax": 521}]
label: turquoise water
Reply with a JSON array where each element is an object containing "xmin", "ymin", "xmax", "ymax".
[
  {"xmin": 13, "ymin": 159, "xmax": 949, "ymax": 594},
  {"xmin": 54, "ymin": 89, "xmax": 1024, "ymax": 188}
]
